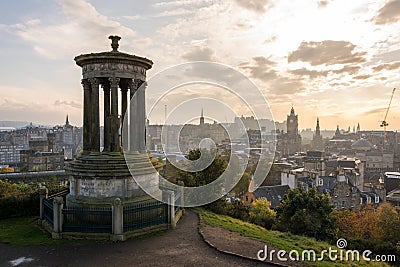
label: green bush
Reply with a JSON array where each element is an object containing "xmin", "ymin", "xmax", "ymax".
[
  {"xmin": 0, "ymin": 179, "xmax": 67, "ymax": 219},
  {"xmin": 226, "ymin": 200, "xmax": 250, "ymax": 222},
  {"xmin": 275, "ymin": 187, "xmax": 337, "ymax": 241},
  {"xmin": 249, "ymin": 199, "xmax": 276, "ymax": 229}
]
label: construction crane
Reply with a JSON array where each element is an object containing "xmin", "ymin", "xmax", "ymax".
[{"xmin": 380, "ymin": 87, "xmax": 396, "ymax": 144}]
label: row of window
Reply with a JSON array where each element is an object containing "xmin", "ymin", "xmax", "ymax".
[{"xmin": 334, "ymin": 196, "xmax": 379, "ymax": 209}]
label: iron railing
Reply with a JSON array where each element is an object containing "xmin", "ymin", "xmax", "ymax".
[
  {"xmin": 62, "ymin": 206, "xmax": 112, "ymax": 233},
  {"xmin": 123, "ymin": 200, "xmax": 168, "ymax": 232},
  {"xmin": 43, "ymin": 198, "xmax": 54, "ymax": 227}
]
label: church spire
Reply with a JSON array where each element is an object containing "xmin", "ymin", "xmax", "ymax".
[
  {"xmin": 66, "ymin": 114, "xmax": 69, "ymax": 126},
  {"xmin": 290, "ymin": 105, "xmax": 295, "ymax": 116},
  {"xmin": 316, "ymin": 117, "xmax": 320, "ymax": 136},
  {"xmin": 200, "ymin": 108, "xmax": 204, "ymax": 125},
  {"xmin": 335, "ymin": 125, "xmax": 340, "ymax": 136}
]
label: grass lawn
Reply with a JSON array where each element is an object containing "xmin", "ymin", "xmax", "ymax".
[
  {"xmin": 0, "ymin": 216, "xmax": 106, "ymax": 246},
  {"xmin": 196, "ymin": 208, "xmax": 390, "ymax": 267}
]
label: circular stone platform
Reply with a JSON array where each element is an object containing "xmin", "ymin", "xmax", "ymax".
[{"xmin": 66, "ymin": 152, "xmax": 159, "ymax": 207}]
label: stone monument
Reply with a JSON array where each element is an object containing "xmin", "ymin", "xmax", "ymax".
[{"xmin": 66, "ymin": 36, "xmax": 158, "ymax": 207}]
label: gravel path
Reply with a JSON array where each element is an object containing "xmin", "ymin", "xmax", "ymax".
[{"xmin": 0, "ymin": 210, "xmax": 275, "ymax": 267}]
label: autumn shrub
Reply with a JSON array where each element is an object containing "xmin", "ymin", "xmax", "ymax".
[{"xmin": 0, "ymin": 179, "xmax": 67, "ymax": 219}]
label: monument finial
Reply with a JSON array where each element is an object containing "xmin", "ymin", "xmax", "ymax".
[{"xmin": 108, "ymin": 35, "xmax": 121, "ymax": 52}]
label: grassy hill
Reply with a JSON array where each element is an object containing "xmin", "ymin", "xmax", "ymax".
[{"xmin": 197, "ymin": 208, "xmax": 390, "ymax": 267}]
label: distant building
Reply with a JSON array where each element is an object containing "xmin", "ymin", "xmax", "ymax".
[
  {"xmin": 276, "ymin": 107, "xmax": 302, "ymax": 157},
  {"xmin": 242, "ymin": 178, "xmax": 290, "ymax": 209},
  {"xmin": 0, "ymin": 141, "xmax": 23, "ymax": 165},
  {"xmin": 329, "ymin": 174, "xmax": 382, "ymax": 210},
  {"xmin": 279, "ymin": 154, "xmax": 381, "ymax": 210},
  {"xmin": 0, "ymin": 129, "xmax": 28, "ymax": 166},
  {"xmin": 20, "ymin": 150, "xmax": 64, "ymax": 171},
  {"xmin": 384, "ymin": 172, "xmax": 400, "ymax": 195},
  {"xmin": 386, "ymin": 188, "xmax": 400, "ymax": 210},
  {"xmin": 20, "ymin": 135, "xmax": 64, "ymax": 171},
  {"xmin": 147, "ymin": 110, "xmax": 229, "ymax": 153},
  {"xmin": 311, "ymin": 118, "xmax": 324, "ymax": 151},
  {"xmin": 52, "ymin": 115, "xmax": 82, "ymax": 159}
]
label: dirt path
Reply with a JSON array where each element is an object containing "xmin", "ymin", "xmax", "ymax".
[
  {"xmin": 200, "ymin": 224, "xmax": 304, "ymax": 267},
  {"xmin": 0, "ymin": 210, "xmax": 275, "ymax": 267}
]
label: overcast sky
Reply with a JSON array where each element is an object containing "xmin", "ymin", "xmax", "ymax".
[{"xmin": 1, "ymin": 0, "xmax": 400, "ymax": 130}]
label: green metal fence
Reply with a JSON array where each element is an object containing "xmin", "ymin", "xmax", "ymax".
[
  {"xmin": 123, "ymin": 200, "xmax": 168, "ymax": 232},
  {"xmin": 62, "ymin": 206, "xmax": 112, "ymax": 233},
  {"xmin": 43, "ymin": 198, "xmax": 54, "ymax": 227}
]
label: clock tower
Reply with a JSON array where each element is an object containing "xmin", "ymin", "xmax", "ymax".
[
  {"xmin": 276, "ymin": 106, "xmax": 302, "ymax": 156},
  {"xmin": 287, "ymin": 106, "xmax": 298, "ymax": 137}
]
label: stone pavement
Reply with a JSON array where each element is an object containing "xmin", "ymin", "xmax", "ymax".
[{"xmin": 0, "ymin": 210, "xmax": 275, "ymax": 267}]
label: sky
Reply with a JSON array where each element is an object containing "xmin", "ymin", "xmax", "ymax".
[{"xmin": 1, "ymin": 0, "xmax": 400, "ymax": 130}]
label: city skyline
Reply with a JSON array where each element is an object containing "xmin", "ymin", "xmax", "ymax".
[{"xmin": 1, "ymin": 0, "xmax": 400, "ymax": 130}]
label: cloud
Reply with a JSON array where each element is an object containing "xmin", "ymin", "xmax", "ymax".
[
  {"xmin": 152, "ymin": 8, "xmax": 194, "ymax": 17},
  {"xmin": 121, "ymin": 15, "xmax": 143, "ymax": 20},
  {"xmin": 264, "ymin": 36, "xmax": 277, "ymax": 44},
  {"xmin": 268, "ymin": 77, "xmax": 305, "ymax": 95},
  {"xmin": 289, "ymin": 68, "xmax": 329, "ymax": 79},
  {"xmin": 0, "ymin": 97, "xmax": 80, "ymax": 125},
  {"xmin": 54, "ymin": 100, "xmax": 82, "ymax": 109},
  {"xmin": 240, "ymin": 56, "xmax": 278, "ymax": 82},
  {"xmin": 285, "ymin": 65, "xmax": 361, "ymax": 81},
  {"xmin": 317, "ymin": 0, "xmax": 330, "ymax": 7},
  {"xmin": 234, "ymin": 0, "xmax": 273, "ymax": 14},
  {"xmin": 331, "ymin": 65, "xmax": 361, "ymax": 75},
  {"xmin": 288, "ymin": 40, "xmax": 367, "ymax": 66},
  {"xmin": 372, "ymin": 61, "xmax": 400, "ymax": 72},
  {"xmin": 373, "ymin": 49, "xmax": 400, "ymax": 63},
  {"xmin": 239, "ymin": 57, "xmax": 305, "ymax": 97},
  {"xmin": 353, "ymin": 74, "xmax": 372, "ymax": 80},
  {"xmin": 11, "ymin": 0, "xmax": 137, "ymax": 59},
  {"xmin": 329, "ymin": 82, "xmax": 351, "ymax": 87},
  {"xmin": 374, "ymin": 0, "xmax": 400, "ymax": 25},
  {"xmin": 0, "ymin": 98, "xmax": 31, "ymax": 110},
  {"xmin": 182, "ymin": 47, "xmax": 216, "ymax": 61},
  {"xmin": 363, "ymin": 107, "xmax": 387, "ymax": 116},
  {"xmin": 153, "ymin": 0, "xmax": 215, "ymax": 8}
]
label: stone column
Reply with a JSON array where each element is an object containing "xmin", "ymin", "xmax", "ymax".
[
  {"xmin": 128, "ymin": 79, "xmax": 139, "ymax": 152},
  {"xmin": 177, "ymin": 180, "xmax": 185, "ymax": 215},
  {"xmin": 162, "ymin": 190, "xmax": 175, "ymax": 229},
  {"xmin": 82, "ymin": 79, "xmax": 91, "ymax": 151},
  {"xmin": 52, "ymin": 197, "xmax": 64, "ymax": 239},
  {"xmin": 109, "ymin": 77, "xmax": 120, "ymax": 152},
  {"xmin": 112, "ymin": 198, "xmax": 124, "ymax": 241},
  {"xmin": 103, "ymin": 82, "xmax": 111, "ymax": 152},
  {"xmin": 121, "ymin": 85, "xmax": 128, "ymax": 150},
  {"xmin": 39, "ymin": 187, "xmax": 48, "ymax": 220},
  {"xmin": 136, "ymin": 80, "xmax": 146, "ymax": 152},
  {"xmin": 89, "ymin": 78, "xmax": 100, "ymax": 151}
]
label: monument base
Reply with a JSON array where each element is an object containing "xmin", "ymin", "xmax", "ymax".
[{"xmin": 65, "ymin": 151, "xmax": 160, "ymax": 207}]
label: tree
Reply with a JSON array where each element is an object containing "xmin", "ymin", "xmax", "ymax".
[
  {"xmin": 177, "ymin": 149, "xmax": 227, "ymax": 187},
  {"xmin": 275, "ymin": 187, "xmax": 337, "ymax": 240},
  {"xmin": 231, "ymin": 172, "xmax": 251, "ymax": 196},
  {"xmin": 356, "ymin": 204, "xmax": 378, "ymax": 240},
  {"xmin": 249, "ymin": 199, "xmax": 276, "ymax": 229},
  {"xmin": 333, "ymin": 209, "xmax": 358, "ymax": 239},
  {"xmin": 226, "ymin": 200, "xmax": 250, "ymax": 221},
  {"xmin": 374, "ymin": 203, "xmax": 400, "ymax": 245},
  {"xmin": 248, "ymin": 159, "xmax": 279, "ymax": 186}
]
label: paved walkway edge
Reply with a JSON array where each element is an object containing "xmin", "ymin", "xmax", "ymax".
[{"xmin": 194, "ymin": 210, "xmax": 287, "ymax": 267}]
